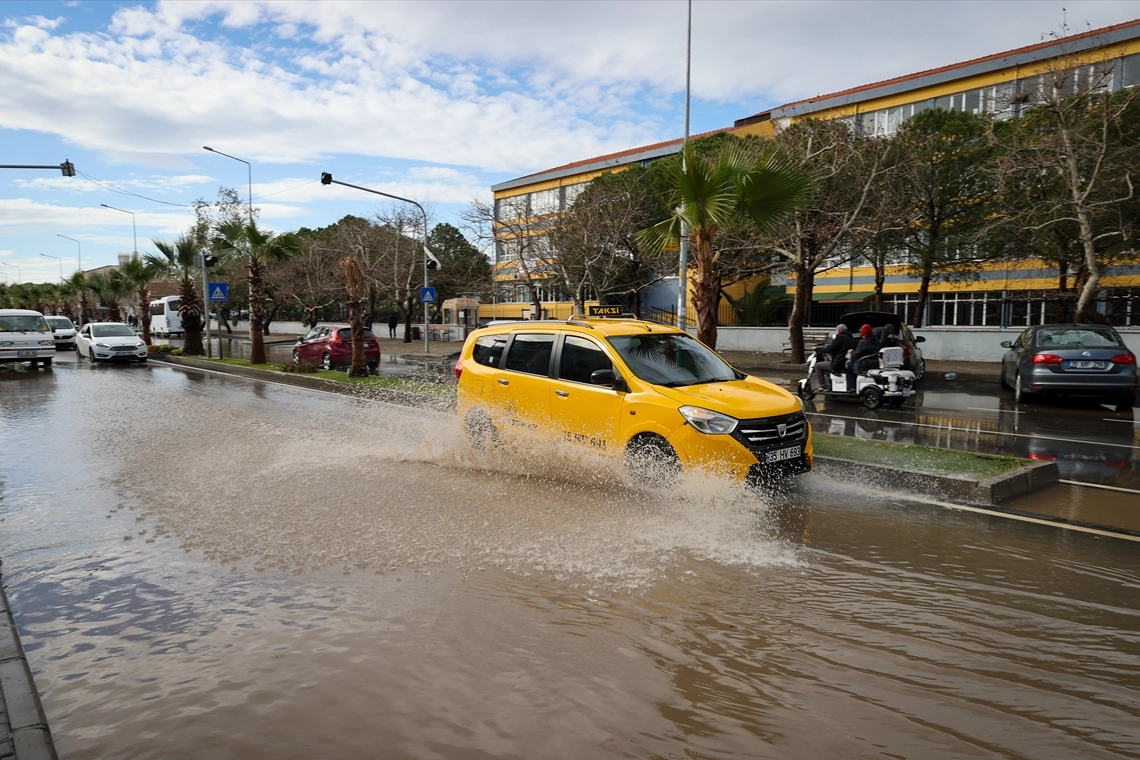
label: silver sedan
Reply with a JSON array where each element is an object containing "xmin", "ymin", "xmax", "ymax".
[{"xmin": 1000, "ymin": 324, "xmax": 1137, "ymax": 407}]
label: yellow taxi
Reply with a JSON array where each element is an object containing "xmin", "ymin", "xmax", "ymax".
[{"xmin": 453, "ymin": 316, "xmax": 812, "ymax": 484}]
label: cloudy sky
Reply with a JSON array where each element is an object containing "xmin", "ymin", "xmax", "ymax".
[{"xmin": 2, "ymin": 0, "xmax": 1138, "ymax": 282}]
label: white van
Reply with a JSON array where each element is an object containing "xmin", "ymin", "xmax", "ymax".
[
  {"xmin": 0, "ymin": 309, "xmax": 56, "ymax": 368},
  {"xmin": 150, "ymin": 296, "xmax": 183, "ymax": 337}
]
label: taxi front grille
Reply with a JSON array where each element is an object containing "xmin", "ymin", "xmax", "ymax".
[
  {"xmin": 734, "ymin": 411, "xmax": 807, "ymax": 451},
  {"xmin": 111, "ymin": 345, "xmax": 137, "ymax": 352}
]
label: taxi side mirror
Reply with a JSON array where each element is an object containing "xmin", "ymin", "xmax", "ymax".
[
  {"xmin": 1000, "ymin": 341, "xmax": 1012, "ymax": 348},
  {"xmin": 591, "ymin": 369, "xmax": 628, "ymax": 391},
  {"xmin": 590, "ymin": 369, "xmax": 617, "ymax": 386},
  {"xmin": 914, "ymin": 335, "xmax": 926, "ymax": 343}
]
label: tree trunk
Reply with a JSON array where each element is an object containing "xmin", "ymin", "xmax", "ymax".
[
  {"xmin": 180, "ymin": 285, "xmax": 205, "ymax": 356},
  {"xmin": 403, "ymin": 298, "xmax": 415, "ymax": 343},
  {"xmin": 872, "ymin": 260, "xmax": 885, "ymax": 311},
  {"xmin": 788, "ymin": 260, "xmax": 814, "ymax": 364},
  {"xmin": 1074, "ymin": 210, "xmax": 1103, "ymax": 323},
  {"xmin": 912, "ymin": 260, "xmax": 934, "ymax": 329},
  {"xmin": 248, "ymin": 259, "xmax": 267, "ymax": 364},
  {"xmin": 342, "ymin": 257, "xmax": 369, "ymax": 377},
  {"xmin": 140, "ymin": 293, "xmax": 152, "ymax": 346},
  {"xmin": 692, "ymin": 237, "xmax": 719, "ymax": 348}
]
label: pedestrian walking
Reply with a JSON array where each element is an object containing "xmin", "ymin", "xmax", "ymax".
[{"xmin": 388, "ymin": 312, "xmax": 399, "ymax": 339}]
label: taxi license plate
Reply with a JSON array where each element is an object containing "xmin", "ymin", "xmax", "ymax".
[
  {"xmin": 1068, "ymin": 360, "xmax": 1105, "ymax": 369},
  {"xmin": 765, "ymin": 446, "xmax": 801, "ymax": 464},
  {"xmin": 16, "ymin": 350, "xmax": 36, "ymax": 357}
]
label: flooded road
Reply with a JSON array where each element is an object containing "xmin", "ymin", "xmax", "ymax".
[{"xmin": 2, "ymin": 357, "xmax": 1139, "ymax": 759}]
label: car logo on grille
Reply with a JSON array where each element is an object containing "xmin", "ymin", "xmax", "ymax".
[
  {"xmin": 1082, "ymin": 351, "xmax": 1092, "ymax": 357},
  {"xmin": 777, "ymin": 424, "xmax": 787, "ymax": 437}
]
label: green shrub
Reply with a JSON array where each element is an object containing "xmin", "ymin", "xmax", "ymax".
[
  {"xmin": 147, "ymin": 344, "xmax": 182, "ymax": 355},
  {"xmin": 280, "ymin": 360, "xmax": 320, "ymax": 373}
]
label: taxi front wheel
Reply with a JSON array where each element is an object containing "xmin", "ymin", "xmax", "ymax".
[{"xmin": 625, "ymin": 435, "xmax": 680, "ymax": 486}]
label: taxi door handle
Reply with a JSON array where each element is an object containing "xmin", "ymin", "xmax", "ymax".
[
  {"xmin": 498, "ymin": 378, "xmax": 510, "ymax": 385},
  {"xmin": 555, "ymin": 390, "xmax": 569, "ymax": 397}
]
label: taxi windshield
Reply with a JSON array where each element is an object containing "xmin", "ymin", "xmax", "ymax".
[{"xmin": 607, "ymin": 333, "xmax": 737, "ymax": 387}]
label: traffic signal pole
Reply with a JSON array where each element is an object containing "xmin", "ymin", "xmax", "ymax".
[{"xmin": 320, "ymin": 173, "xmax": 433, "ymax": 352}]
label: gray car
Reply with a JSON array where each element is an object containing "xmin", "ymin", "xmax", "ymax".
[{"xmin": 1000, "ymin": 324, "xmax": 1137, "ymax": 408}]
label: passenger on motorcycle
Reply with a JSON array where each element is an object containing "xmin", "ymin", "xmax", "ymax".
[
  {"xmin": 811, "ymin": 323, "xmax": 858, "ymax": 390},
  {"xmin": 847, "ymin": 323, "xmax": 882, "ymax": 389}
]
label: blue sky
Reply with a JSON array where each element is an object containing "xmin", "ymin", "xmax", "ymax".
[{"xmin": 2, "ymin": 0, "xmax": 1138, "ymax": 283}]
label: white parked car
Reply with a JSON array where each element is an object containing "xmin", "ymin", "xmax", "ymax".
[
  {"xmin": 76, "ymin": 322, "xmax": 148, "ymax": 363},
  {"xmin": 45, "ymin": 315, "xmax": 78, "ymax": 350},
  {"xmin": 0, "ymin": 309, "xmax": 56, "ymax": 368}
]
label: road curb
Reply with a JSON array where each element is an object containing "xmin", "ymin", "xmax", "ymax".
[
  {"xmin": 814, "ymin": 455, "xmax": 1059, "ymax": 506},
  {"xmin": 0, "ymin": 574, "xmax": 58, "ymax": 760}
]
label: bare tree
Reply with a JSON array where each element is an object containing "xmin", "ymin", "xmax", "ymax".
[
  {"xmin": 763, "ymin": 119, "xmax": 888, "ymax": 362},
  {"xmin": 993, "ymin": 41, "xmax": 1138, "ymax": 322},
  {"xmin": 463, "ymin": 196, "xmax": 548, "ymax": 318}
]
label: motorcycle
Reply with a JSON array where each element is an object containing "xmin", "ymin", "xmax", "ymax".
[{"xmin": 797, "ymin": 345, "xmax": 918, "ymax": 410}]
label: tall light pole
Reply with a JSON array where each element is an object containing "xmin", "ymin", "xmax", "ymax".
[
  {"xmin": 40, "ymin": 253, "xmax": 63, "ymax": 284},
  {"xmin": 100, "ymin": 204, "xmax": 137, "ymax": 259},
  {"xmin": 1, "ymin": 262, "xmax": 20, "ymax": 284},
  {"xmin": 203, "ymin": 147, "xmax": 255, "ymax": 358},
  {"xmin": 203, "ymin": 146, "xmax": 253, "ymax": 226},
  {"xmin": 57, "ymin": 234, "xmax": 81, "ymax": 273},
  {"xmin": 320, "ymin": 173, "xmax": 437, "ymax": 352},
  {"xmin": 677, "ymin": 0, "xmax": 692, "ymax": 332}
]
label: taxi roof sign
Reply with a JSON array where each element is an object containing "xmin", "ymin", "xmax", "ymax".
[{"xmin": 586, "ymin": 305, "xmax": 622, "ymax": 317}]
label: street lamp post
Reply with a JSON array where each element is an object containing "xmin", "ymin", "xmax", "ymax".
[
  {"xmin": 677, "ymin": 0, "xmax": 692, "ymax": 332},
  {"xmin": 100, "ymin": 204, "xmax": 137, "ymax": 258},
  {"xmin": 319, "ymin": 173, "xmax": 437, "ymax": 353},
  {"xmin": 57, "ymin": 234, "xmax": 81, "ymax": 273},
  {"xmin": 203, "ymin": 147, "xmax": 253, "ymax": 226},
  {"xmin": 40, "ymin": 253, "xmax": 63, "ymax": 284},
  {"xmin": 1, "ymin": 262, "xmax": 20, "ymax": 284}
]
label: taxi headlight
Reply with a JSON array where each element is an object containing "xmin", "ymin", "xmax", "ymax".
[
  {"xmin": 679, "ymin": 406, "xmax": 738, "ymax": 435},
  {"xmin": 95, "ymin": 342, "xmax": 110, "ymax": 348},
  {"xmin": 0, "ymin": 341, "xmax": 12, "ymax": 347}
]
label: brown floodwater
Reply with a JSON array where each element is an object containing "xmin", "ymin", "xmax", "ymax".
[{"xmin": 1, "ymin": 359, "xmax": 1138, "ymax": 759}]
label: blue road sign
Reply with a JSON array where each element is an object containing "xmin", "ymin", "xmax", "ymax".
[
  {"xmin": 420, "ymin": 286, "xmax": 437, "ymax": 304},
  {"xmin": 208, "ymin": 282, "xmax": 229, "ymax": 302}
]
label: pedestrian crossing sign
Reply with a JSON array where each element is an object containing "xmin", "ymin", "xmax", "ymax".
[{"xmin": 208, "ymin": 283, "xmax": 229, "ymax": 302}]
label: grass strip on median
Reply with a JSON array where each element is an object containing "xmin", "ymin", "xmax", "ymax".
[
  {"xmin": 206, "ymin": 357, "xmax": 456, "ymax": 399},
  {"xmin": 813, "ymin": 433, "xmax": 1026, "ymax": 480}
]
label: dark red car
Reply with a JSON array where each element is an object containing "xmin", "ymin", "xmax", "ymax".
[{"xmin": 292, "ymin": 324, "xmax": 380, "ymax": 371}]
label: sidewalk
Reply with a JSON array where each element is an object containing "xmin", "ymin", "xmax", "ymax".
[
  {"xmin": 0, "ymin": 570, "xmax": 57, "ymax": 760},
  {"xmin": 214, "ymin": 330, "xmax": 1002, "ymax": 383}
]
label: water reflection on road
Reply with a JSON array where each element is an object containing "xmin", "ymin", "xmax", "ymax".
[{"xmin": 2, "ymin": 360, "xmax": 1138, "ymax": 759}]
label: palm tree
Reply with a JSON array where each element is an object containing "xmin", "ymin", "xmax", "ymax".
[
  {"xmin": 119, "ymin": 256, "xmax": 163, "ymax": 345},
  {"xmin": 86, "ymin": 270, "xmax": 131, "ymax": 322},
  {"xmin": 68, "ymin": 271, "xmax": 93, "ymax": 326},
  {"xmin": 215, "ymin": 220, "xmax": 301, "ymax": 364},
  {"xmin": 640, "ymin": 141, "xmax": 814, "ymax": 349},
  {"xmin": 150, "ymin": 235, "xmax": 206, "ymax": 355}
]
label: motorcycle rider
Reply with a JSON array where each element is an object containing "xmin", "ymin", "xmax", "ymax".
[{"xmin": 811, "ymin": 323, "xmax": 858, "ymax": 390}]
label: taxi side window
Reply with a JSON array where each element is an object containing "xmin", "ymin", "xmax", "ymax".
[
  {"xmin": 504, "ymin": 334, "xmax": 554, "ymax": 376},
  {"xmin": 471, "ymin": 335, "xmax": 507, "ymax": 367},
  {"xmin": 558, "ymin": 335, "xmax": 612, "ymax": 384}
]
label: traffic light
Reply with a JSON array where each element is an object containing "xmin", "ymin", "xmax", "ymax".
[
  {"xmin": 203, "ymin": 254, "xmax": 219, "ymax": 268},
  {"xmin": 321, "ymin": 172, "xmax": 332, "ymax": 185},
  {"xmin": 61, "ymin": 160, "xmax": 75, "ymax": 177}
]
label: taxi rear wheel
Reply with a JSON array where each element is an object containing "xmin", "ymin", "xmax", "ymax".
[{"xmin": 626, "ymin": 435, "xmax": 680, "ymax": 485}]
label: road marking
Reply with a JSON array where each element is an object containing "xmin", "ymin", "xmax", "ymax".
[
  {"xmin": 967, "ymin": 407, "xmax": 1026, "ymax": 414},
  {"xmin": 1059, "ymin": 479, "xmax": 1140, "ymax": 495},
  {"xmin": 1101, "ymin": 418, "xmax": 1140, "ymax": 424},
  {"xmin": 856, "ymin": 487, "xmax": 1140, "ymax": 543},
  {"xmin": 805, "ymin": 411, "xmax": 1140, "ymax": 450}
]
